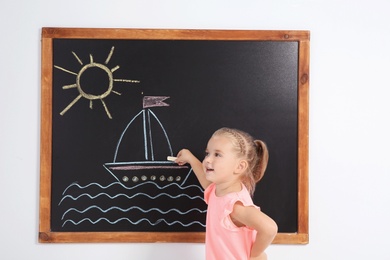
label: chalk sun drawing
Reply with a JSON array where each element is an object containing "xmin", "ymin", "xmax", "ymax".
[{"xmin": 54, "ymin": 46, "xmax": 140, "ymax": 119}]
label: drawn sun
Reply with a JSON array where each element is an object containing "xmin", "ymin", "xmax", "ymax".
[{"xmin": 54, "ymin": 46, "xmax": 140, "ymax": 119}]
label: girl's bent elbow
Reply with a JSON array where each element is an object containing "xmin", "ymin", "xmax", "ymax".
[
  {"xmin": 263, "ymin": 219, "xmax": 278, "ymax": 239},
  {"xmin": 269, "ymin": 221, "xmax": 278, "ymax": 238},
  {"xmin": 273, "ymin": 223, "xmax": 278, "ymax": 236}
]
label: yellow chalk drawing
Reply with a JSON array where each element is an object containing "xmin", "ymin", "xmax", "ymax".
[{"xmin": 54, "ymin": 46, "xmax": 140, "ymax": 119}]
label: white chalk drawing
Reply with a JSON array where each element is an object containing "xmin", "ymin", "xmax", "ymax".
[
  {"xmin": 111, "ymin": 96, "xmax": 172, "ymax": 164},
  {"xmin": 58, "ymin": 96, "xmax": 207, "ymax": 230},
  {"xmin": 59, "ymin": 175, "xmax": 206, "ymax": 229},
  {"xmin": 61, "ymin": 178, "xmax": 202, "ymax": 195},
  {"xmin": 63, "ymin": 218, "xmax": 205, "ymax": 227},
  {"xmin": 54, "ymin": 46, "xmax": 140, "ymax": 119},
  {"xmin": 102, "ymin": 96, "xmax": 191, "ymax": 187},
  {"xmin": 59, "ymin": 187, "xmax": 204, "ymax": 205},
  {"xmin": 62, "ymin": 205, "xmax": 205, "ymax": 220}
]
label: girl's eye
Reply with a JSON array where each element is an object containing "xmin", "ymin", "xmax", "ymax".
[
  {"xmin": 215, "ymin": 153, "xmax": 221, "ymax": 157},
  {"xmin": 204, "ymin": 151, "xmax": 209, "ymax": 157}
]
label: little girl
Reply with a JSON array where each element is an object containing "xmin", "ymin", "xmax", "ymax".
[{"xmin": 175, "ymin": 127, "xmax": 277, "ymax": 260}]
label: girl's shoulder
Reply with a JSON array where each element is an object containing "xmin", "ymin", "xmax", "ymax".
[{"xmin": 205, "ymin": 183, "xmax": 255, "ymax": 207}]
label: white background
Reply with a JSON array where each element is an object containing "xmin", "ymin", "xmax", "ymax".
[{"xmin": 1, "ymin": 0, "xmax": 389, "ymax": 259}]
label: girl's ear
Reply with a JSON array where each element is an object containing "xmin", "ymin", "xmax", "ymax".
[{"xmin": 235, "ymin": 160, "xmax": 248, "ymax": 174}]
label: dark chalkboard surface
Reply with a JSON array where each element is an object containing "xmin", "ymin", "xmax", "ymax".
[{"xmin": 39, "ymin": 28, "xmax": 309, "ymax": 244}]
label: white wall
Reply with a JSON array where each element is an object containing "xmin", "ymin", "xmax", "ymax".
[{"xmin": 1, "ymin": 0, "xmax": 389, "ymax": 259}]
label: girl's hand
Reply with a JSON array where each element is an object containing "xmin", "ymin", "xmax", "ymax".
[{"xmin": 175, "ymin": 149, "xmax": 195, "ymax": 165}]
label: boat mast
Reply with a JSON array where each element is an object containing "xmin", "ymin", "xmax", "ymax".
[{"xmin": 142, "ymin": 96, "xmax": 171, "ymax": 161}]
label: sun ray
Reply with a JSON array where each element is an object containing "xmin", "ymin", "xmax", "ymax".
[
  {"xmin": 72, "ymin": 51, "xmax": 83, "ymax": 65},
  {"xmin": 54, "ymin": 65, "xmax": 77, "ymax": 75},
  {"xmin": 114, "ymin": 79, "xmax": 140, "ymax": 83},
  {"xmin": 112, "ymin": 90, "xmax": 122, "ymax": 95},
  {"xmin": 90, "ymin": 100, "xmax": 93, "ymax": 109},
  {"xmin": 111, "ymin": 65, "xmax": 120, "ymax": 72},
  {"xmin": 105, "ymin": 46, "xmax": 115, "ymax": 64},
  {"xmin": 62, "ymin": 83, "xmax": 78, "ymax": 90},
  {"xmin": 100, "ymin": 99, "xmax": 112, "ymax": 119},
  {"xmin": 60, "ymin": 94, "xmax": 83, "ymax": 116},
  {"xmin": 89, "ymin": 54, "xmax": 94, "ymax": 63}
]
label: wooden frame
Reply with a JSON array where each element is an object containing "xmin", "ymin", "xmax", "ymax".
[{"xmin": 39, "ymin": 28, "xmax": 309, "ymax": 244}]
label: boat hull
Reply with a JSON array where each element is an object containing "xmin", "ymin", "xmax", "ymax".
[{"xmin": 103, "ymin": 161, "xmax": 191, "ymax": 187}]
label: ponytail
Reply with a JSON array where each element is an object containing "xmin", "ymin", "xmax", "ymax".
[{"xmin": 252, "ymin": 140, "xmax": 269, "ymax": 184}]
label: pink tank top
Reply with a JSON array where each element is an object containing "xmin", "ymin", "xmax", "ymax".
[{"xmin": 204, "ymin": 183, "xmax": 259, "ymax": 260}]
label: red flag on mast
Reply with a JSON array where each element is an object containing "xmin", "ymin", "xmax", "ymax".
[{"xmin": 143, "ymin": 96, "xmax": 170, "ymax": 109}]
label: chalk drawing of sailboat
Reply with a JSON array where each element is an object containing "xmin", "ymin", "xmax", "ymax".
[{"xmin": 103, "ymin": 96, "xmax": 191, "ymax": 186}]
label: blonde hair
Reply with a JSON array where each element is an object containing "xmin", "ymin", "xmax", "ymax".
[{"xmin": 212, "ymin": 127, "xmax": 269, "ymax": 196}]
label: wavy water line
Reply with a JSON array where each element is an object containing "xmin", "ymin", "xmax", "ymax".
[
  {"xmin": 62, "ymin": 180, "xmax": 202, "ymax": 196},
  {"xmin": 62, "ymin": 217, "xmax": 205, "ymax": 227},
  {"xmin": 62, "ymin": 205, "xmax": 207, "ymax": 219},
  {"xmin": 62, "ymin": 181, "xmax": 121, "ymax": 195},
  {"xmin": 62, "ymin": 169, "xmax": 202, "ymax": 195},
  {"xmin": 59, "ymin": 191, "xmax": 204, "ymax": 205}
]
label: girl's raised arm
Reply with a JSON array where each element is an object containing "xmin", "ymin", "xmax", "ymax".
[{"xmin": 175, "ymin": 149, "xmax": 211, "ymax": 190}]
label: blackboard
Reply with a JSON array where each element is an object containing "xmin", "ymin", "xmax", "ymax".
[{"xmin": 39, "ymin": 28, "xmax": 309, "ymax": 244}]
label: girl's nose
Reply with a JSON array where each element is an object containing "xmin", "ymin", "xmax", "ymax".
[{"xmin": 203, "ymin": 156, "xmax": 211, "ymax": 164}]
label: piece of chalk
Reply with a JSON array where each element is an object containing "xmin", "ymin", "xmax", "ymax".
[{"xmin": 167, "ymin": 156, "xmax": 177, "ymax": 161}]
